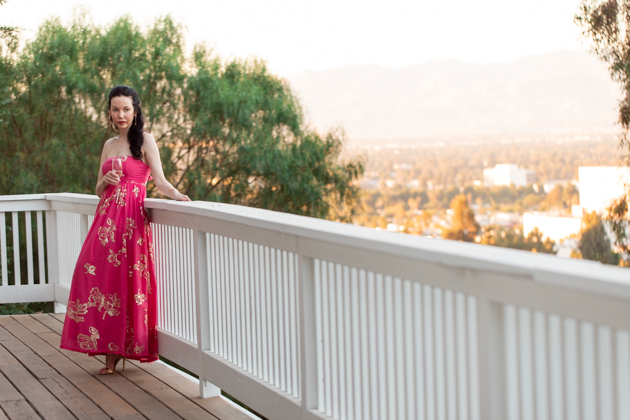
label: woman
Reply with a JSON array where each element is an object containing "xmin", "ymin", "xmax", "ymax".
[{"xmin": 60, "ymin": 85, "xmax": 190, "ymax": 374}]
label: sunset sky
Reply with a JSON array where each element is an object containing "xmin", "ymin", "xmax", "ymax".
[{"xmin": 2, "ymin": 0, "xmax": 588, "ymax": 76}]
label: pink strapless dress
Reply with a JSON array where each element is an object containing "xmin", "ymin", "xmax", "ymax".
[{"xmin": 60, "ymin": 156, "xmax": 158, "ymax": 362}]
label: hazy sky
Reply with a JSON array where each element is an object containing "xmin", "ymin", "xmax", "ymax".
[{"xmin": 2, "ymin": 0, "xmax": 588, "ymax": 76}]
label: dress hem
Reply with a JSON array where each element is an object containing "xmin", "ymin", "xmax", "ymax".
[{"xmin": 59, "ymin": 344, "xmax": 158, "ymax": 363}]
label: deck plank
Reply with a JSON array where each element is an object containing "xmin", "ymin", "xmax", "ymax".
[
  {"xmin": 0, "ymin": 399, "xmax": 41, "ymax": 420},
  {"xmin": 38, "ymin": 314, "xmax": 255, "ymax": 420},
  {"xmin": 0, "ymin": 316, "xmax": 139, "ymax": 419},
  {"xmin": 0, "ymin": 371, "xmax": 24, "ymax": 403},
  {"xmin": 19, "ymin": 320, "xmax": 181, "ymax": 420},
  {"xmin": 32, "ymin": 314, "xmax": 63, "ymax": 335},
  {"xmin": 49, "ymin": 313, "xmax": 65, "ymax": 323},
  {"xmin": 32, "ymin": 315, "xmax": 225, "ymax": 419},
  {"xmin": 120, "ymin": 366, "xmax": 219, "ymax": 420},
  {"xmin": 0, "ymin": 345, "xmax": 73, "ymax": 420},
  {"xmin": 31, "ymin": 314, "xmax": 257, "ymax": 420},
  {"xmin": 127, "ymin": 360, "xmax": 254, "ymax": 420}
]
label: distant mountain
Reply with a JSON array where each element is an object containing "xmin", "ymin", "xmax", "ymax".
[{"xmin": 286, "ymin": 50, "xmax": 621, "ymax": 140}]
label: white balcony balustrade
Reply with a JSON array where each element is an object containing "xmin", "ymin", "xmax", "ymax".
[{"xmin": 1, "ymin": 192, "xmax": 630, "ymax": 420}]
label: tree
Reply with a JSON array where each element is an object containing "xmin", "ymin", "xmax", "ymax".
[
  {"xmin": 479, "ymin": 226, "xmax": 556, "ymax": 254},
  {"xmin": 0, "ymin": 15, "xmax": 364, "ymax": 221},
  {"xmin": 576, "ymin": 1, "xmax": 630, "ymax": 251},
  {"xmin": 574, "ymin": 211, "xmax": 620, "ymax": 265},
  {"xmin": 0, "ymin": 0, "xmax": 18, "ymax": 125},
  {"xmin": 442, "ymin": 194, "xmax": 479, "ymax": 242},
  {"xmin": 0, "ymin": 0, "xmax": 18, "ymax": 46}
]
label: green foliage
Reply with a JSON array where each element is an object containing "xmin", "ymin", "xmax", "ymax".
[
  {"xmin": 606, "ymin": 194, "xmax": 630, "ymax": 252},
  {"xmin": 442, "ymin": 194, "xmax": 479, "ymax": 242},
  {"xmin": 0, "ymin": 15, "xmax": 363, "ymax": 221},
  {"xmin": 479, "ymin": 226, "xmax": 556, "ymax": 254},
  {"xmin": 576, "ymin": 211, "xmax": 619, "ymax": 265},
  {"xmin": 576, "ymin": 1, "xmax": 630, "ymax": 254},
  {"xmin": 0, "ymin": 302, "xmax": 54, "ymax": 315},
  {"xmin": 0, "ymin": 0, "xmax": 17, "ymax": 125},
  {"xmin": 576, "ymin": 1, "xmax": 630, "ymax": 135}
]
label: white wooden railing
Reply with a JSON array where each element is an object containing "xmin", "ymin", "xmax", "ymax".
[{"xmin": 2, "ymin": 193, "xmax": 630, "ymax": 420}]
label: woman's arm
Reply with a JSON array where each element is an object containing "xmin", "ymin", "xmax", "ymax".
[
  {"xmin": 95, "ymin": 140, "xmax": 121, "ymax": 197},
  {"xmin": 143, "ymin": 132, "xmax": 191, "ymax": 201}
]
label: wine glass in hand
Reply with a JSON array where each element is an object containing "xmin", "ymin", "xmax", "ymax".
[{"xmin": 112, "ymin": 158, "xmax": 123, "ymax": 178}]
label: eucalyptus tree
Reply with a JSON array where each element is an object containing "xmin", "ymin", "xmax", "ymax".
[
  {"xmin": 0, "ymin": 15, "xmax": 363, "ymax": 221},
  {"xmin": 576, "ymin": 0, "xmax": 630, "ymax": 252}
]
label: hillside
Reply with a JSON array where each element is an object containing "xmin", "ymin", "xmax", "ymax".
[{"xmin": 287, "ymin": 50, "xmax": 621, "ymax": 140}]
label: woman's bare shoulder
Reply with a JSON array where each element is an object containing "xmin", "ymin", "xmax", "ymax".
[
  {"xmin": 142, "ymin": 131, "xmax": 157, "ymax": 147},
  {"xmin": 103, "ymin": 136, "xmax": 118, "ymax": 148}
]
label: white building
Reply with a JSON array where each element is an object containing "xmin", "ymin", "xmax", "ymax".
[
  {"xmin": 523, "ymin": 166, "xmax": 630, "ymax": 245},
  {"xmin": 483, "ymin": 164, "xmax": 535, "ymax": 187},
  {"xmin": 578, "ymin": 166, "xmax": 630, "ymax": 214},
  {"xmin": 523, "ymin": 212, "xmax": 581, "ymax": 242}
]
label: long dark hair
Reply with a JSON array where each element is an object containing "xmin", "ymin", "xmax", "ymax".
[{"xmin": 108, "ymin": 85, "xmax": 145, "ymax": 161}]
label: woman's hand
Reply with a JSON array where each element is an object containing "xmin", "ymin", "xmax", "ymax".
[
  {"xmin": 102, "ymin": 170, "xmax": 121, "ymax": 186},
  {"xmin": 174, "ymin": 191, "xmax": 191, "ymax": 201}
]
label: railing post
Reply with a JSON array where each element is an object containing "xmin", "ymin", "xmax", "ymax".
[
  {"xmin": 477, "ymin": 296, "xmax": 506, "ymax": 419},
  {"xmin": 299, "ymin": 254, "xmax": 318, "ymax": 418},
  {"xmin": 45, "ymin": 209, "xmax": 64, "ymax": 313},
  {"xmin": 194, "ymin": 228, "xmax": 221, "ymax": 398}
]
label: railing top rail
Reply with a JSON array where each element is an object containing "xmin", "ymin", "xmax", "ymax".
[
  {"xmin": 45, "ymin": 193, "xmax": 99, "ymax": 205},
  {"xmin": 154, "ymin": 198, "xmax": 630, "ymax": 292},
  {"xmin": 0, "ymin": 194, "xmax": 48, "ymax": 202},
  {"xmin": 6, "ymin": 193, "xmax": 630, "ymax": 302}
]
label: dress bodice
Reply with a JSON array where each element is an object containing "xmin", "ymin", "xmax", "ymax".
[{"xmin": 102, "ymin": 156, "xmax": 152, "ymax": 184}]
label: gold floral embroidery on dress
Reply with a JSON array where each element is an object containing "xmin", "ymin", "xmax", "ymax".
[
  {"xmin": 126, "ymin": 315, "xmax": 134, "ymax": 335},
  {"xmin": 144, "ymin": 309, "xmax": 148, "ymax": 327},
  {"xmin": 98, "ymin": 218, "xmax": 116, "ymax": 246},
  {"xmin": 133, "ymin": 343, "xmax": 145, "ymax": 355},
  {"xmin": 148, "ymin": 241, "xmax": 154, "ymax": 262},
  {"xmin": 107, "ymin": 249, "xmax": 121, "ymax": 267},
  {"xmin": 77, "ymin": 326, "xmax": 100, "ymax": 350},
  {"xmin": 133, "ymin": 184, "xmax": 140, "ymax": 198},
  {"xmin": 133, "ymin": 254, "xmax": 151, "ymax": 293},
  {"xmin": 134, "ymin": 289, "xmax": 146, "ymax": 305},
  {"xmin": 108, "ymin": 343, "xmax": 120, "ymax": 352},
  {"xmin": 98, "ymin": 195, "xmax": 114, "ymax": 215},
  {"xmin": 67, "ymin": 299, "xmax": 90, "ymax": 322},
  {"xmin": 125, "ymin": 340, "xmax": 133, "ymax": 354},
  {"xmin": 142, "ymin": 211, "xmax": 151, "ymax": 236},
  {"xmin": 84, "ymin": 263, "xmax": 96, "ymax": 275},
  {"xmin": 88, "ymin": 287, "xmax": 121, "ymax": 319},
  {"xmin": 137, "ymin": 237, "xmax": 144, "ymax": 246},
  {"xmin": 118, "ymin": 217, "xmax": 136, "ymax": 258},
  {"xmin": 114, "ymin": 184, "xmax": 127, "ymax": 208}
]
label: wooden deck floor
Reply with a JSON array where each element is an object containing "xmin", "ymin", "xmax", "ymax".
[{"xmin": 0, "ymin": 314, "xmax": 254, "ymax": 420}]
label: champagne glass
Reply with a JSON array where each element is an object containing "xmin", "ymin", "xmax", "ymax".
[{"xmin": 112, "ymin": 157, "xmax": 123, "ymax": 177}]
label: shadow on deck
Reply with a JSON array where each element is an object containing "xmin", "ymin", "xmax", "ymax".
[{"xmin": 0, "ymin": 314, "xmax": 254, "ymax": 420}]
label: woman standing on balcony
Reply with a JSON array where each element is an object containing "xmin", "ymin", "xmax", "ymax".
[{"xmin": 60, "ymin": 85, "xmax": 190, "ymax": 374}]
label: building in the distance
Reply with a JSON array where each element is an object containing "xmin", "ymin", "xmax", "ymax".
[
  {"xmin": 523, "ymin": 212, "xmax": 581, "ymax": 242},
  {"xmin": 524, "ymin": 166, "xmax": 630, "ymax": 255},
  {"xmin": 578, "ymin": 166, "xmax": 630, "ymax": 214},
  {"xmin": 483, "ymin": 164, "xmax": 536, "ymax": 187}
]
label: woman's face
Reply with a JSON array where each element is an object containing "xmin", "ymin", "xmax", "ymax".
[{"xmin": 109, "ymin": 96, "xmax": 136, "ymax": 130}]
